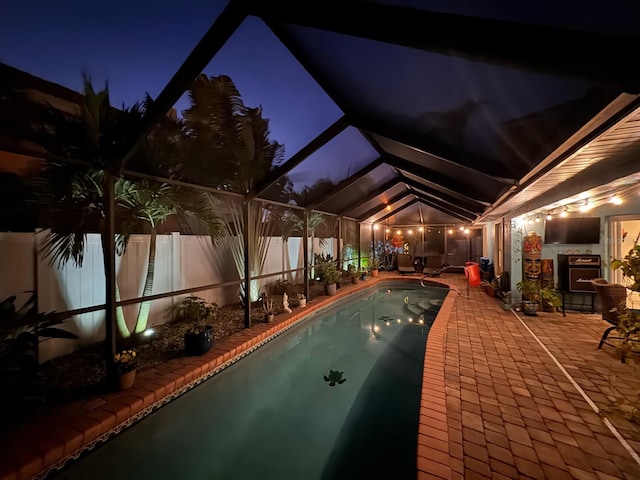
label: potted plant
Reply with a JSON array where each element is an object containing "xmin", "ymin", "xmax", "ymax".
[
  {"xmin": 369, "ymin": 257, "xmax": 382, "ymax": 277},
  {"xmin": 262, "ymin": 290, "xmax": 274, "ymax": 322},
  {"xmin": 348, "ymin": 264, "xmax": 360, "ymax": 284},
  {"xmin": 611, "ymin": 241, "xmax": 640, "ymax": 357},
  {"xmin": 322, "ymin": 262, "xmax": 341, "ymax": 296},
  {"xmin": 516, "ymin": 279, "xmax": 561, "ymax": 316},
  {"xmin": 501, "ymin": 291, "xmax": 513, "ymax": 311},
  {"xmin": 113, "ymin": 349, "xmax": 137, "ymax": 390},
  {"xmin": 172, "ymin": 296, "xmax": 218, "ymax": 356},
  {"xmin": 480, "ymin": 278, "xmax": 499, "ymax": 297},
  {"xmin": 0, "ymin": 292, "xmax": 77, "ymax": 376}
]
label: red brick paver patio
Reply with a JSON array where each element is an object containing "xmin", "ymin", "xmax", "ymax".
[{"xmin": 1, "ymin": 272, "xmax": 640, "ymax": 479}]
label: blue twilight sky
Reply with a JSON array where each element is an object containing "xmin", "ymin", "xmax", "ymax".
[
  {"xmin": 0, "ymin": 0, "xmax": 349, "ymax": 188},
  {"xmin": 1, "ymin": 0, "xmax": 637, "ymax": 192}
]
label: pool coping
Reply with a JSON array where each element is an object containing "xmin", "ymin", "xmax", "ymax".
[{"xmin": 0, "ymin": 273, "xmax": 455, "ymax": 480}]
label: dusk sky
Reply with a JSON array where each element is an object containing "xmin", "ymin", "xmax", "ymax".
[
  {"xmin": 2, "ymin": 0, "xmax": 637, "ymax": 193},
  {"xmin": 0, "ymin": 0, "xmax": 347, "ymax": 188}
]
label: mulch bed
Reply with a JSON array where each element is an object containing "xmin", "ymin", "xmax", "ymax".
[{"xmin": 0, "ymin": 284, "xmax": 326, "ymax": 434}]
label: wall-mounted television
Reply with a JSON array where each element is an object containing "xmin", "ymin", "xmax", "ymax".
[{"xmin": 543, "ymin": 217, "xmax": 601, "ymax": 244}]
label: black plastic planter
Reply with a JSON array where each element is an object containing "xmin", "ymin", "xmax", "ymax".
[{"xmin": 184, "ymin": 325, "xmax": 214, "ymax": 356}]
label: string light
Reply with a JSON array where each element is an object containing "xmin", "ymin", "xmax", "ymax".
[
  {"xmin": 535, "ymin": 214, "xmax": 541, "ymax": 223},
  {"xmin": 610, "ymin": 195, "xmax": 623, "ymax": 205},
  {"xmin": 580, "ymin": 199, "xmax": 591, "ymax": 212},
  {"xmin": 560, "ymin": 207, "xmax": 568, "ymax": 218},
  {"xmin": 546, "ymin": 213, "xmax": 552, "ymax": 221}
]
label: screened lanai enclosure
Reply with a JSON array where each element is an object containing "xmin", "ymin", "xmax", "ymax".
[{"xmin": 1, "ymin": 0, "xmax": 638, "ymax": 382}]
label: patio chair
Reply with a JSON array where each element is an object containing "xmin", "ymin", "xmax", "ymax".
[
  {"xmin": 397, "ymin": 253, "xmax": 415, "ymax": 274},
  {"xmin": 592, "ymin": 282, "xmax": 627, "ymax": 350}
]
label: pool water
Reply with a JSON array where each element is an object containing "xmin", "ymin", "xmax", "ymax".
[{"xmin": 52, "ymin": 282, "xmax": 447, "ymax": 480}]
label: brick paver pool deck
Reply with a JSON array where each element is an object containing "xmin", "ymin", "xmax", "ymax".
[{"xmin": 1, "ymin": 272, "xmax": 640, "ymax": 479}]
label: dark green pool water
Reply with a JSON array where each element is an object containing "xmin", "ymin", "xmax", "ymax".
[{"xmin": 52, "ymin": 281, "xmax": 447, "ymax": 480}]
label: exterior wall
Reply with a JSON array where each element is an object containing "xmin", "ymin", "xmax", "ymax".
[{"xmin": 508, "ymin": 195, "xmax": 640, "ymax": 299}]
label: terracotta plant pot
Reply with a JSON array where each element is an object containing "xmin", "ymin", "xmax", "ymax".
[
  {"xmin": 351, "ymin": 277, "xmax": 359, "ymax": 284},
  {"xmin": 371, "ymin": 269, "xmax": 379, "ymax": 277},
  {"xmin": 118, "ymin": 369, "xmax": 136, "ymax": 390},
  {"xmin": 324, "ymin": 283, "xmax": 337, "ymax": 296}
]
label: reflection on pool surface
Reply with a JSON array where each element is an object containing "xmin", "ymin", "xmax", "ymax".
[{"xmin": 53, "ymin": 281, "xmax": 448, "ymax": 480}]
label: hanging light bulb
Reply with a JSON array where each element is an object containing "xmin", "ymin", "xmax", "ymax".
[
  {"xmin": 580, "ymin": 199, "xmax": 591, "ymax": 212},
  {"xmin": 459, "ymin": 226, "xmax": 464, "ymax": 231},
  {"xmin": 610, "ymin": 195, "xmax": 622, "ymax": 205},
  {"xmin": 464, "ymin": 228, "xmax": 469, "ymax": 234},
  {"xmin": 560, "ymin": 207, "xmax": 568, "ymax": 218},
  {"xmin": 408, "ymin": 229, "xmax": 413, "ymax": 235},
  {"xmin": 448, "ymin": 229, "xmax": 453, "ymax": 234},
  {"xmin": 546, "ymin": 213, "xmax": 552, "ymax": 221},
  {"xmin": 373, "ymin": 224, "xmax": 379, "ymax": 230},
  {"xmin": 396, "ymin": 230, "xmax": 402, "ymax": 235},
  {"xmin": 535, "ymin": 214, "xmax": 541, "ymax": 223}
]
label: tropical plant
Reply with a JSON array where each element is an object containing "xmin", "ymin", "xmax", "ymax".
[
  {"xmin": 322, "ymin": 262, "xmax": 341, "ymax": 285},
  {"xmin": 0, "ymin": 293, "xmax": 76, "ymax": 370},
  {"xmin": 347, "ymin": 264, "xmax": 361, "ymax": 279},
  {"xmin": 280, "ymin": 211, "xmax": 327, "ymax": 278},
  {"xmin": 181, "ymin": 74, "xmax": 284, "ymax": 194},
  {"xmin": 611, "ymin": 238, "xmax": 640, "ymax": 356},
  {"xmin": 113, "ymin": 349, "xmax": 137, "ymax": 375},
  {"xmin": 31, "ymin": 76, "xmax": 227, "ymax": 343},
  {"xmin": 211, "ymin": 200, "xmax": 277, "ymax": 304},
  {"xmin": 611, "ymin": 240, "xmax": 640, "ymax": 292},
  {"xmin": 516, "ymin": 279, "xmax": 561, "ymax": 307},
  {"xmin": 341, "ymin": 244, "xmax": 358, "ymax": 270},
  {"xmin": 261, "ymin": 289, "xmax": 274, "ymax": 317},
  {"xmin": 180, "ymin": 75, "xmax": 284, "ymax": 304},
  {"xmin": 369, "ymin": 257, "xmax": 382, "ymax": 271},
  {"xmin": 170, "ymin": 296, "xmax": 219, "ymax": 334}
]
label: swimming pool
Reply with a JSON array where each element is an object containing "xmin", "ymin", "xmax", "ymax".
[{"xmin": 52, "ymin": 281, "xmax": 448, "ymax": 480}]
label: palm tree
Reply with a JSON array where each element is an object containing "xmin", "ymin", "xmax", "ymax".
[
  {"xmin": 181, "ymin": 74, "xmax": 284, "ymax": 193},
  {"xmin": 182, "ymin": 74, "xmax": 285, "ymax": 304},
  {"xmin": 31, "ymin": 77, "xmax": 226, "ymax": 344}
]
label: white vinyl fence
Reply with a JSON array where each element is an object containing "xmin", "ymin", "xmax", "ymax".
[{"xmin": 0, "ymin": 232, "xmax": 335, "ymax": 362}]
